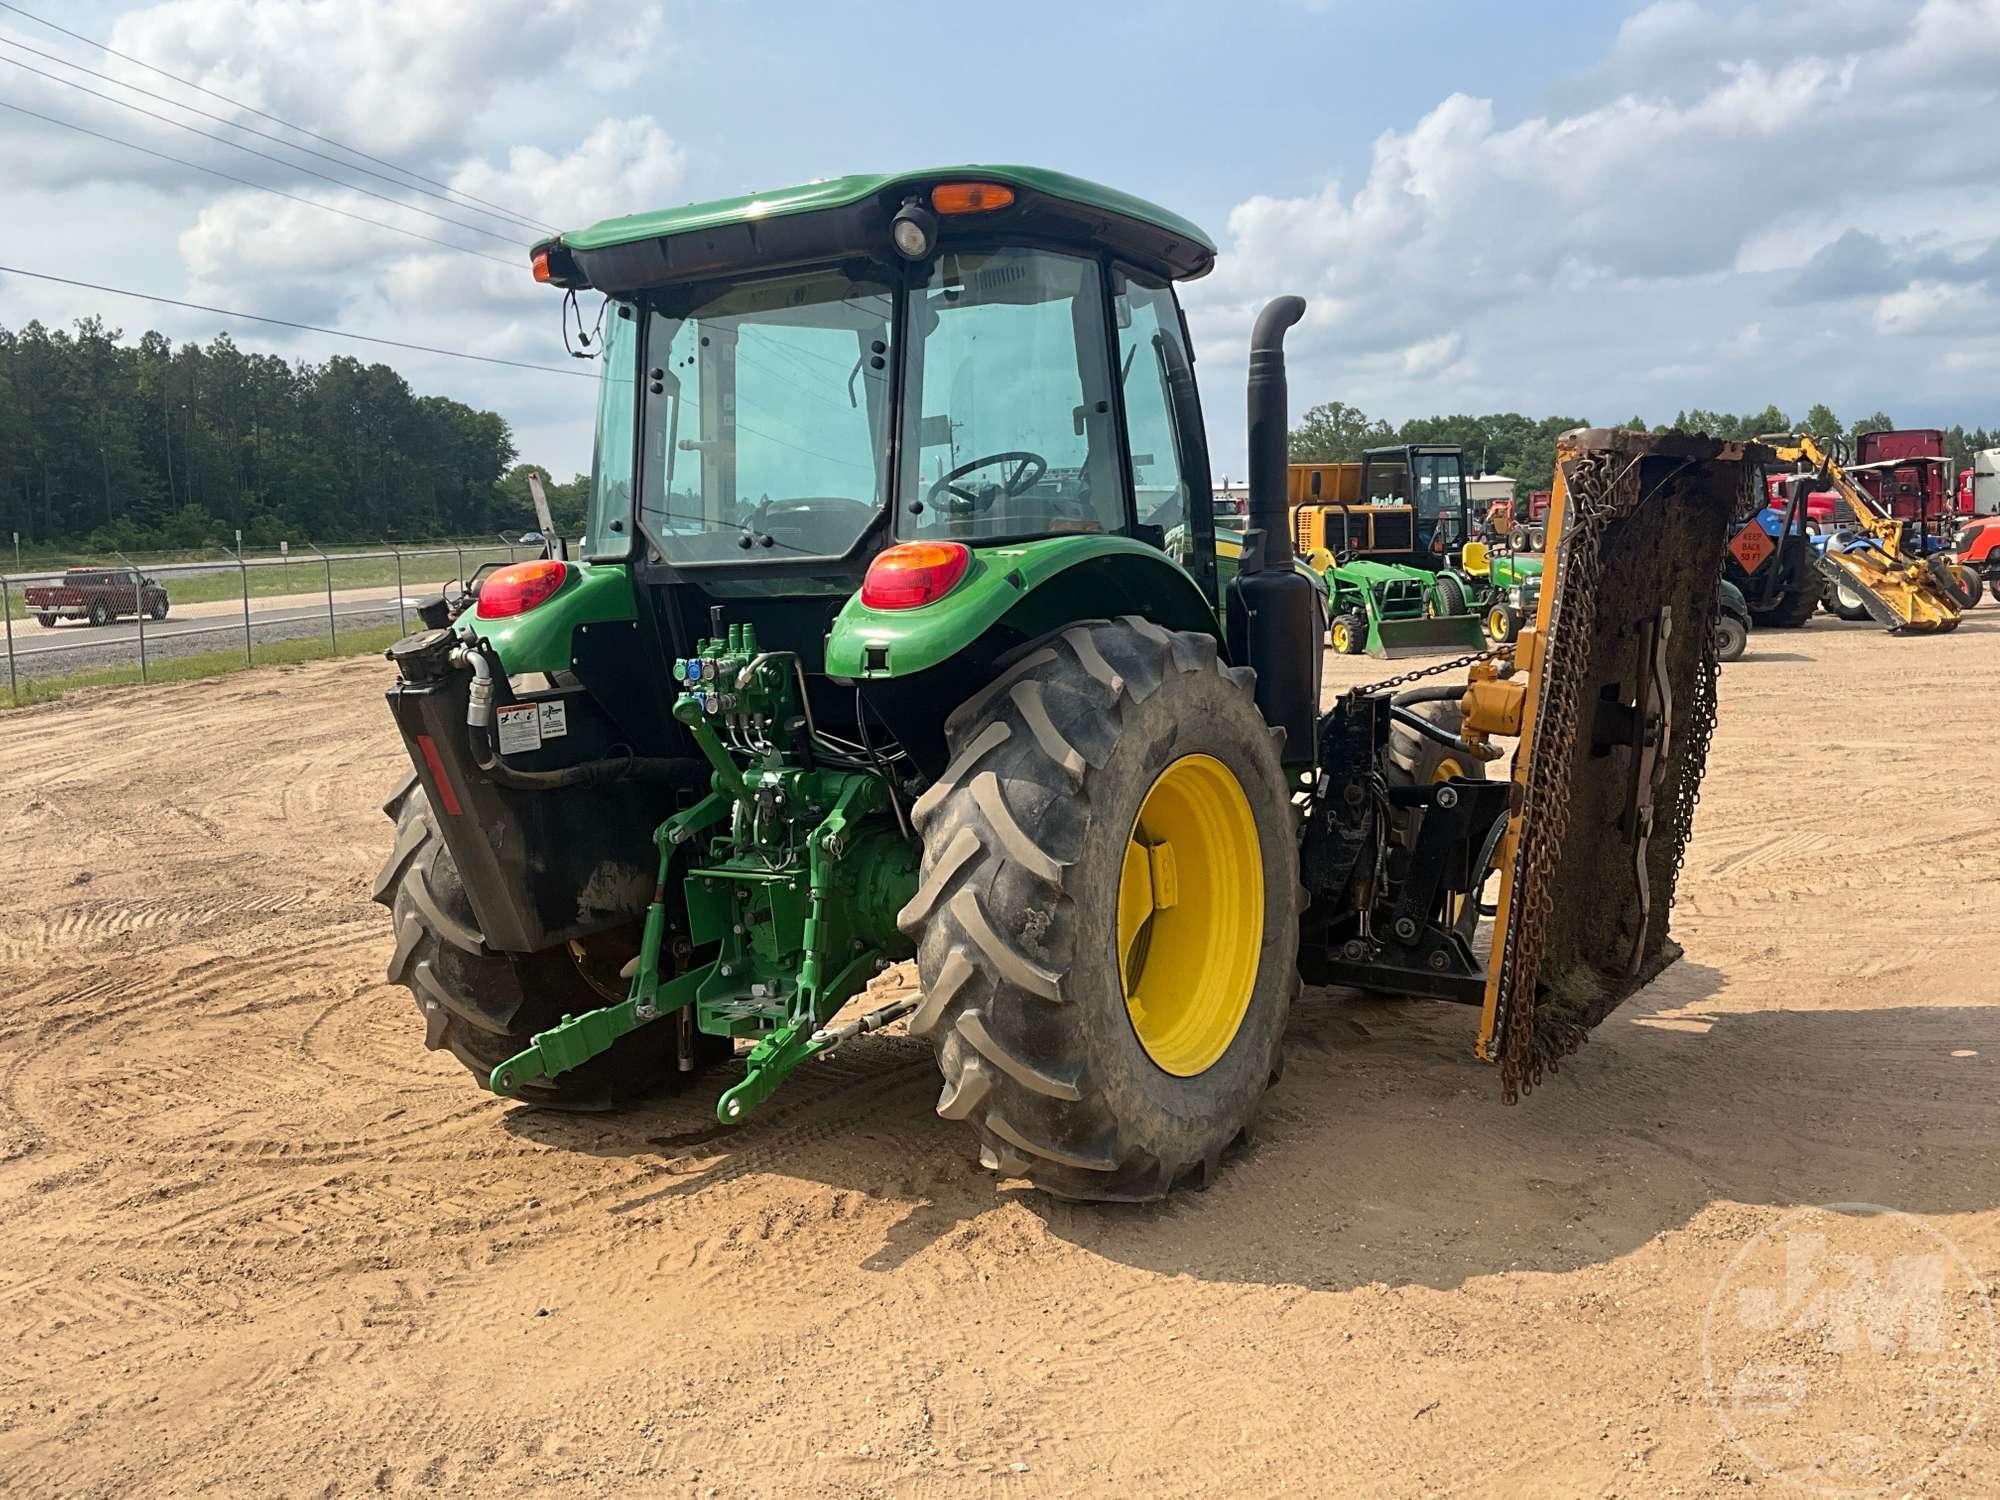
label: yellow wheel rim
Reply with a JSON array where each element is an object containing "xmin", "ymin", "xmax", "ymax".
[
  {"xmin": 1488, "ymin": 607, "xmax": 1508, "ymax": 639},
  {"xmin": 1331, "ymin": 620, "xmax": 1352, "ymax": 653},
  {"xmin": 1116, "ymin": 754, "xmax": 1263, "ymax": 1077}
]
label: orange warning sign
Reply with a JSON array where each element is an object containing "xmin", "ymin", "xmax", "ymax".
[{"xmin": 1728, "ymin": 523, "xmax": 1775, "ymax": 575}]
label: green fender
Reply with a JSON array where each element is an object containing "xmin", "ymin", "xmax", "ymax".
[
  {"xmin": 825, "ymin": 535, "xmax": 1219, "ymax": 678},
  {"xmin": 464, "ymin": 561, "xmax": 638, "ymax": 674}
]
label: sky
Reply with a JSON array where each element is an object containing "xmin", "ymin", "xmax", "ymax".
[{"xmin": 0, "ymin": 0, "xmax": 1995, "ymax": 489}]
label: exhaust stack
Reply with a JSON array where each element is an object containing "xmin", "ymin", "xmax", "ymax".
[{"xmin": 1227, "ymin": 296, "xmax": 1319, "ymax": 759}]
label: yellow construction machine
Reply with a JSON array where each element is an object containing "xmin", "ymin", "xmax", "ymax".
[{"xmin": 1772, "ymin": 433, "xmax": 1962, "ymax": 634}]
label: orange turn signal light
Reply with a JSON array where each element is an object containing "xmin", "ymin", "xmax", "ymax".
[
  {"xmin": 930, "ymin": 182, "xmax": 1015, "ymax": 216},
  {"xmin": 861, "ymin": 541, "xmax": 971, "ymax": 610},
  {"xmin": 476, "ymin": 560, "xmax": 568, "ymax": 619},
  {"xmin": 531, "ymin": 247, "xmax": 552, "ymax": 283}
]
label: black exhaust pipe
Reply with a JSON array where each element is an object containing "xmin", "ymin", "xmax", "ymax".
[
  {"xmin": 1227, "ymin": 296, "xmax": 1319, "ymax": 760},
  {"xmin": 1244, "ymin": 296, "xmax": 1306, "ymax": 558}
]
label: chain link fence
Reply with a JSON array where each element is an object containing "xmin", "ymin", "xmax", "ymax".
[{"xmin": 1, "ymin": 536, "xmax": 531, "ymax": 705}]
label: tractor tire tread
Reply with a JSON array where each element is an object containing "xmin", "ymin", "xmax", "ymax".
[
  {"xmin": 375, "ymin": 780, "xmax": 686, "ymax": 1109},
  {"xmin": 904, "ymin": 618, "xmax": 1295, "ymax": 1202}
]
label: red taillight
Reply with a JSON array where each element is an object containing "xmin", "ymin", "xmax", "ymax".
[
  {"xmin": 861, "ymin": 542, "xmax": 970, "ymax": 610},
  {"xmin": 475, "ymin": 560, "xmax": 568, "ymax": 619}
]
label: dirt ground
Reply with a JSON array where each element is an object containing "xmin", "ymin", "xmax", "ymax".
[{"xmin": 2, "ymin": 614, "xmax": 1997, "ymax": 1498}]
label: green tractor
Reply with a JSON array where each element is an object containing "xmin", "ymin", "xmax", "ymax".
[
  {"xmin": 1468, "ymin": 540, "xmax": 1546, "ymax": 645},
  {"xmin": 377, "ymin": 167, "xmax": 1750, "ymax": 1200},
  {"xmin": 1291, "ymin": 445, "xmax": 1492, "ymax": 657}
]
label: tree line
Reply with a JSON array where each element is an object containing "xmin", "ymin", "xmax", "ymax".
[
  {"xmin": 8, "ymin": 313, "xmax": 1993, "ymax": 554},
  {"xmin": 0, "ymin": 317, "xmax": 558, "ymax": 556},
  {"xmin": 1289, "ymin": 401, "xmax": 1998, "ymax": 497}
]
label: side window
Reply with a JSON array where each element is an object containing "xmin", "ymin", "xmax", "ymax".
[
  {"xmin": 1112, "ymin": 267, "xmax": 1191, "ymax": 537},
  {"xmin": 1414, "ymin": 453, "xmax": 1462, "ymax": 520},
  {"xmin": 899, "ymin": 247, "xmax": 1122, "ymax": 541},
  {"xmin": 1367, "ymin": 461, "xmax": 1408, "ymax": 505},
  {"xmin": 583, "ymin": 302, "xmax": 638, "ymax": 561}
]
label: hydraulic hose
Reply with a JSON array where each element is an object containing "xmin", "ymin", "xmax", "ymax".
[
  {"xmin": 1390, "ymin": 683, "xmax": 1471, "ymax": 709},
  {"xmin": 1388, "ymin": 703, "xmax": 1503, "ymax": 761}
]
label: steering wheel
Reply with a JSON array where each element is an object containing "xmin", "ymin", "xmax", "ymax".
[{"xmin": 925, "ymin": 450, "xmax": 1048, "ymax": 513}]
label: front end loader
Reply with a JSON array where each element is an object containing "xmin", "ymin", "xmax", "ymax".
[{"xmin": 376, "ymin": 167, "xmax": 1754, "ymax": 1199}]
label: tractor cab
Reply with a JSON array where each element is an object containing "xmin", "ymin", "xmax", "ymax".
[
  {"xmin": 1287, "ymin": 444, "xmax": 1475, "ymax": 571},
  {"xmin": 1359, "ymin": 444, "xmax": 1476, "ymax": 561},
  {"xmin": 1287, "ymin": 444, "xmax": 1488, "ymax": 656}
]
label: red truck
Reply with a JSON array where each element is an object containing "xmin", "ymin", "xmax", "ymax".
[{"xmin": 24, "ymin": 567, "xmax": 171, "ymax": 628}]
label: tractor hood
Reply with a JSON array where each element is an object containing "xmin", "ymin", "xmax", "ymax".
[{"xmin": 1490, "ymin": 554, "xmax": 1543, "ymax": 587}]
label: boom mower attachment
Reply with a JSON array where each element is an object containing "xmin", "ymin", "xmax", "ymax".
[
  {"xmin": 1471, "ymin": 429, "xmax": 1761, "ymax": 1099},
  {"xmin": 1774, "ymin": 434, "xmax": 1962, "ymax": 634}
]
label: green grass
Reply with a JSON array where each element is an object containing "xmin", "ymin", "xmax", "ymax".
[
  {"xmin": 5, "ymin": 542, "xmax": 526, "ymax": 620},
  {"xmin": 2, "ymin": 623, "xmax": 404, "ymax": 708}
]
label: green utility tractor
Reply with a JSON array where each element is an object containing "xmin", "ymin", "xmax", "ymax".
[
  {"xmin": 377, "ymin": 167, "xmax": 1754, "ymax": 1200},
  {"xmin": 1468, "ymin": 541, "xmax": 1546, "ymax": 645},
  {"xmin": 1292, "ymin": 445, "xmax": 1489, "ymax": 657}
]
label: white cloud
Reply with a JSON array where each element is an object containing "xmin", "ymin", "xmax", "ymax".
[
  {"xmin": 1185, "ymin": 0, "xmax": 2000, "ymax": 458},
  {"xmin": 107, "ymin": 0, "xmax": 665, "ymax": 158},
  {"xmin": 450, "ymin": 117, "xmax": 688, "ymax": 233},
  {"xmin": 1873, "ymin": 279, "xmax": 1996, "ymax": 336}
]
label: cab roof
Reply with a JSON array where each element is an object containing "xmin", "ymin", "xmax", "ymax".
[{"xmin": 537, "ymin": 165, "xmax": 1217, "ymax": 294}]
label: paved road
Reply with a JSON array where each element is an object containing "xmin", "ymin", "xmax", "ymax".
[{"xmin": 1, "ymin": 591, "xmax": 424, "ymax": 684}]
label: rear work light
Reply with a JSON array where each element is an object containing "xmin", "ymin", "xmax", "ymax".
[
  {"xmin": 861, "ymin": 542, "xmax": 970, "ymax": 609},
  {"xmin": 475, "ymin": 560, "xmax": 568, "ymax": 619}
]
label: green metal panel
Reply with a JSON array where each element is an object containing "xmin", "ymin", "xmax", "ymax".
[
  {"xmin": 467, "ymin": 561, "xmax": 637, "ymax": 675},
  {"xmin": 1489, "ymin": 554, "xmax": 1543, "ymax": 588},
  {"xmin": 560, "ymin": 165, "xmax": 1215, "ymax": 265},
  {"xmin": 824, "ymin": 535, "xmax": 1216, "ymax": 678}
]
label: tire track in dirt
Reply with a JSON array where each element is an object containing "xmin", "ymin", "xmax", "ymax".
[{"xmin": 2, "ymin": 632, "xmax": 1998, "ymax": 1497}]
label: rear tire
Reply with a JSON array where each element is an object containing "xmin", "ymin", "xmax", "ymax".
[
  {"xmin": 1827, "ymin": 576, "xmax": 1871, "ymax": 621},
  {"xmin": 1930, "ymin": 555, "xmax": 1976, "ymax": 608},
  {"xmin": 1748, "ymin": 570, "xmax": 1820, "ymax": 628},
  {"xmin": 902, "ymin": 619, "xmax": 1298, "ymax": 1201},
  {"xmin": 1331, "ymin": 611, "xmax": 1367, "ymax": 655},
  {"xmin": 1509, "ymin": 525, "xmax": 1530, "ymax": 551},
  {"xmin": 372, "ymin": 775, "xmax": 717, "ymax": 1108},
  {"xmin": 87, "ymin": 600, "xmax": 112, "ymax": 627},
  {"xmin": 1431, "ymin": 573, "xmax": 1467, "ymax": 618},
  {"xmin": 1714, "ymin": 614, "xmax": 1749, "ymax": 662},
  {"xmin": 1950, "ymin": 563, "xmax": 1982, "ymax": 607},
  {"xmin": 35, "ymin": 614, "xmax": 56, "ymax": 629}
]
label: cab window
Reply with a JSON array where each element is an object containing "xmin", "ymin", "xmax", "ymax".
[
  {"xmin": 1367, "ymin": 461, "xmax": 1408, "ymax": 505},
  {"xmin": 1414, "ymin": 452, "xmax": 1464, "ymax": 521},
  {"xmin": 1112, "ymin": 266, "xmax": 1192, "ymax": 537},
  {"xmin": 898, "ymin": 247, "xmax": 1123, "ymax": 542},
  {"xmin": 638, "ymin": 269, "xmax": 894, "ymax": 564}
]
